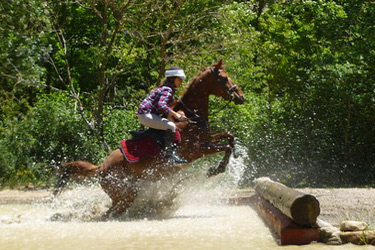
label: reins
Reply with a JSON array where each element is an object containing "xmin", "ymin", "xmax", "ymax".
[
  {"xmin": 177, "ymin": 96, "xmax": 229, "ymax": 119},
  {"xmin": 208, "ymin": 99, "xmax": 232, "ymax": 117},
  {"xmin": 177, "ymin": 89, "xmax": 234, "ymax": 120},
  {"xmin": 176, "ymin": 95, "xmax": 229, "ymax": 130},
  {"xmin": 176, "ymin": 97, "xmax": 201, "ymax": 121}
]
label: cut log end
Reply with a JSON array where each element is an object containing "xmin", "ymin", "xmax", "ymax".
[
  {"xmin": 254, "ymin": 177, "xmax": 320, "ymax": 226},
  {"xmin": 291, "ymin": 195, "xmax": 320, "ymax": 225}
]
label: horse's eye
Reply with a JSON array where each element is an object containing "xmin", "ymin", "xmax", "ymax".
[{"xmin": 219, "ymin": 76, "xmax": 228, "ymax": 84}]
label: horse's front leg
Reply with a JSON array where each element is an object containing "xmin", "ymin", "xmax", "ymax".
[
  {"xmin": 199, "ymin": 141, "xmax": 233, "ymax": 177},
  {"xmin": 210, "ymin": 131, "xmax": 238, "ymax": 158},
  {"xmin": 206, "ymin": 144, "xmax": 232, "ymax": 177}
]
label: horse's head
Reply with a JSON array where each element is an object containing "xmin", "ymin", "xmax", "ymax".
[{"xmin": 208, "ymin": 59, "xmax": 245, "ymax": 105}]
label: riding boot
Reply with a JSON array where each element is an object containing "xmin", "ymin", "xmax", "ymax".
[{"xmin": 164, "ymin": 129, "xmax": 187, "ymax": 164}]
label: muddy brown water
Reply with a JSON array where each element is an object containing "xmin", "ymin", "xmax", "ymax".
[
  {"xmin": 1, "ymin": 188, "xmax": 370, "ymax": 249},
  {"xmin": 0, "ymin": 157, "xmax": 372, "ymax": 249}
]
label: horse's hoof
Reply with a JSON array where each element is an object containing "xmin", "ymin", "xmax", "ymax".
[
  {"xmin": 99, "ymin": 213, "xmax": 111, "ymax": 221},
  {"xmin": 207, "ymin": 167, "xmax": 216, "ymax": 177},
  {"xmin": 207, "ymin": 166, "xmax": 225, "ymax": 177},
  {"xmin": 233, "ymin": 147, "xmax": 239, "ymax": 159}
]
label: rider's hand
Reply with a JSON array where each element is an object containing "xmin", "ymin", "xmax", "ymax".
[
  {"xmin": 175, "ymin": 112, "xmax": 183, "ymax": 120},
  {"xmin": 172, "ymin": 111, "xmax": 186, "ymax": 121}
]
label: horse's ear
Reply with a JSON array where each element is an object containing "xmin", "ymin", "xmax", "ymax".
[{"xmin": 214, "ymin": 59, "xmax": 224, "ymax": 71}]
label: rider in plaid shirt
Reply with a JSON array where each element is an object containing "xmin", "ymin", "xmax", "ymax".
[
  {"xmin": 136, "ymin": 66, "xmax": 187, "ymax": 164},
  {"xmin": 137, "ymin": 85, "xmax": 175, "ymax": 116}
]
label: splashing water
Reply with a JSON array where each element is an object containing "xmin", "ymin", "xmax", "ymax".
[
  {"xmin": 0, "ymin": 148, "xmax": 249, "ymax": 224},
  {"xmin": 0, "ymin": 150, "xmax": 356, "ymax": 249},
  {"xmin": 49, "ymin": 185, "xmax": 111, "ymax": 221}
]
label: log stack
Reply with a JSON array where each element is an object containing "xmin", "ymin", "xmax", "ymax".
[
  {"xmin": 253, "ymin": 177, "xmax": 320, "ymax": 245},
  {"xmin": 227, "ymin": 178, "xmax": 374, "ymax": 246}
]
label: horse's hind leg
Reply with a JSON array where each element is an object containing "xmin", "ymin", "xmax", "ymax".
[
  {"xmin": 102, "ymin": 180, "xmax": 137, "ymax": 219},
  {"xmin": 94, "ymin": 149, "xmax": 137, "ymax": 219},
  {"xmin": 100, "ymin": 161, "xmax": 138, "ymax": 219},
  {"xmin": 104, "ymin": 188, "xmax": 137, "ymax": 219}
]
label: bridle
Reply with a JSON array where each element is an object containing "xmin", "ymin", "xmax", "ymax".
[
  {"xmin": 209, "ymin": 67, "xmax": 238, "ymax": 116},
  {"xmin": 177, "ymin": 67, "xmax": 239, "ymax": 122}
]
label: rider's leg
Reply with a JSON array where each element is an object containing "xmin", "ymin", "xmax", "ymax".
[
  {"xmin": 138, "ymin": 113, "xmax": 186, "ymax": 164},
  {"xmin": 164, "ymin": 129, "xmax": 187, "ymax": 164},
  {"xmin": 137, "ymin": 113, "xmax": 175, "ymax": 131}
]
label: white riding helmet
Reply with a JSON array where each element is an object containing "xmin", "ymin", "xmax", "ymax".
[{"xmin": 165, "ymin": 66, "xmax": 186, "ymax": 80}]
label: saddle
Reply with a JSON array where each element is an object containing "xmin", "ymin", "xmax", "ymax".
[
  {"xmin": 120, "ymin": 128, "xmax": 181, "ymax": 163},
  {"xmin": 130, "ymin": 129, "xmax": 166, "ymax": 147}
]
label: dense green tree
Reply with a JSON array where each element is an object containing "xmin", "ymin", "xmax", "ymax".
[
  {"xmin": 1, "ymin": 0, "xmax": 375, "ymax": 187},
  {"xmin": 41, "ymin": 0, "xmax": 236, "ymax": 151},
  {"xmin": 0, "ymin": 1, "xmax": 51, "ymax": 105},
  {"xmin": 237, "ymin": 0, "xmax": 375, "ymax": 186}
]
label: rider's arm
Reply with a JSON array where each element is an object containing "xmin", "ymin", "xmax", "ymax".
[
  {"xmin": 156, "ymin": 87, "xmax": 173, "ymax": 114},
  {"xmin": 167, "ymin": 110, "xmax": 183, "ymax": 120},
  {"xmin": 158, "ymin": 87, "xmax": 186, "ymax": 121}
]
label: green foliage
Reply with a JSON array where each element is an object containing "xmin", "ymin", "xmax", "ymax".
[
  {"xmin": 0, "ymin": 92, "xmax": 105, "ymax": 187},
  {"xmin": 0, "ymin": 0, "xmax": 50, "ymax": 94},
  {"xmin": 234, "ymin": 0, "xmax": 375, "ymax": 187},
  {"xmin": 30, "ymin": 92, "xmax": 104, "ymax": 163},
  {"xmin": 1, "ymin": 0, "xmax": 375, "ymax": 187},
  {"xmin": 103, "ymin": 104, "xmax": 140, "ymax": 149}
]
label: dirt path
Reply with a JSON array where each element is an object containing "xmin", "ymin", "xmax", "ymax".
[
  {"xmin": 300, "ymin": 188, "xmax": 375, "ymax": 227},
  {"xmin": 1, "ymin": 188, "xmax": 374, "ymax": 227},
  {"xmin": 0, "ymin": 189, "xmax": 51, "ymax": 203}
]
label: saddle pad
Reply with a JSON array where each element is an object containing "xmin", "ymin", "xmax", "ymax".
[{"xmin": 120, "ymin": 136, "xmax": 161, "ymax": 163}]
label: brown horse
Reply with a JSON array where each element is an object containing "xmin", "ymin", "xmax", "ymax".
[{"xmin": 55, "ymin": 59, "xmax": 245, "ymax": 218}]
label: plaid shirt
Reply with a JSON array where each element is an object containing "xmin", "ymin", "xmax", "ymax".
[{"xmin": 137, "ymin": 85, "xmax": 174, "ymax": 116}]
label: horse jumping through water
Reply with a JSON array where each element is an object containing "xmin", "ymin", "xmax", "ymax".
[{"xmin": 55, "ymin": 59, "xmax": 245, "ymax": 218}]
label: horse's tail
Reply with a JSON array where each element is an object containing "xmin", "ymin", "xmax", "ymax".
[{"xmin": 53, "ymin": 161, "xmax": 100, "ymax": 196}]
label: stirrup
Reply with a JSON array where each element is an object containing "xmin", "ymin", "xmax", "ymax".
[{"xmin": 167, "ymin": 151, "xmax": 187, "ymax": 164}]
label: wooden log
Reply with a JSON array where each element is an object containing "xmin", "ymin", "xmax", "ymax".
[
  {"xmin": 254, "ymin": 177, "xmax": 320, "ymax": 226},
  {"xmin": 255, "ymin": 195, "xmax": 320, "ymax": 245}
]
